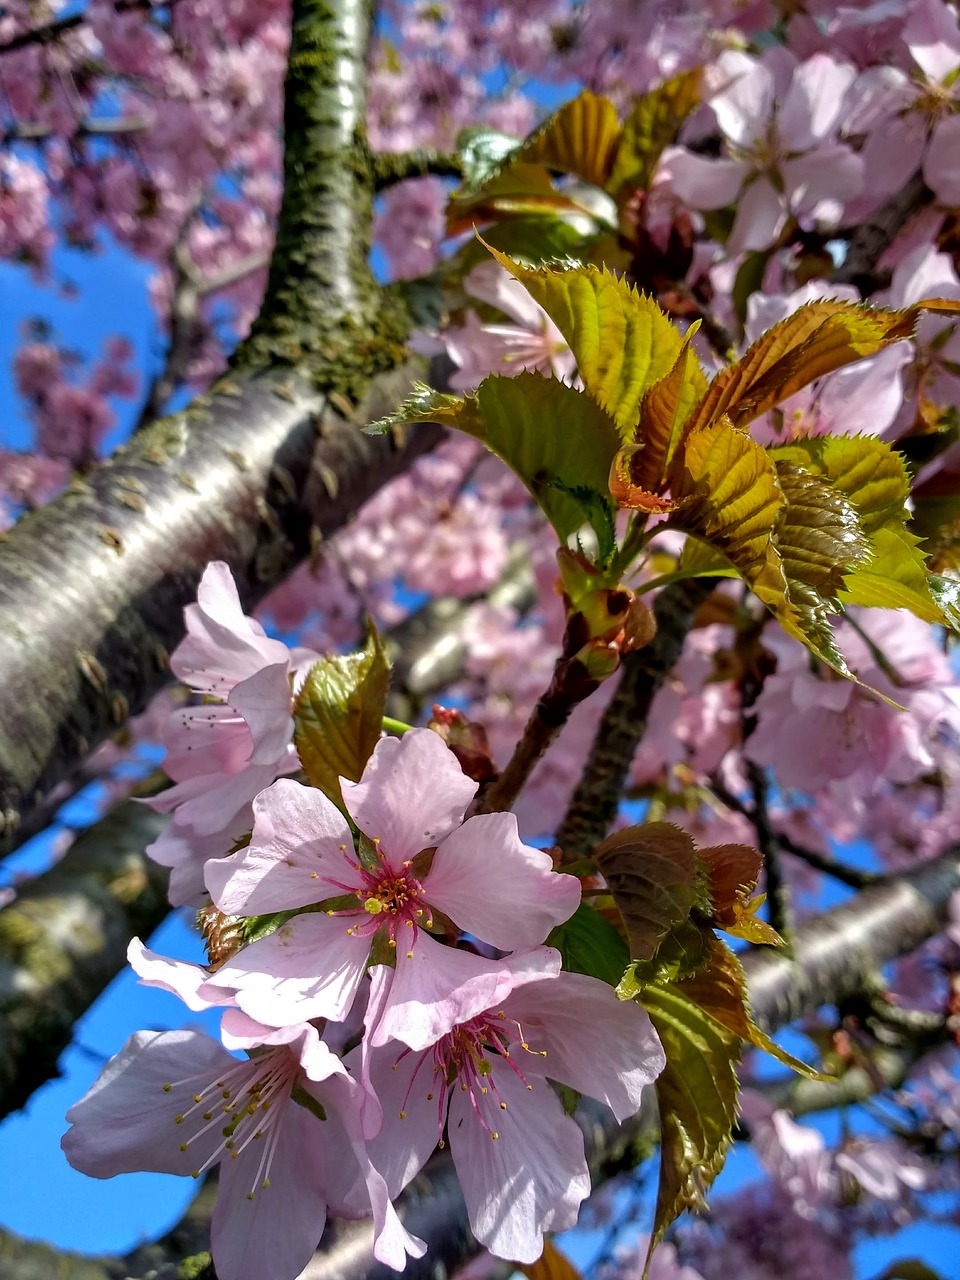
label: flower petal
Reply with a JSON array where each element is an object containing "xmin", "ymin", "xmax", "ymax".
[
  {"xmin": 503, "ymin": 972, "xmax": 666, "ymax": 1122},
  {"xmin": 62, "ymin": 1030, "xmax": 235, "ymax": 1178},
  {"xmin": 228, "ymin": 662, "xmax": 294, "ymax": 765},
  {"xmin": 127, "ymin": 938, "xmax": 234, "ymax": 1013},
  {"xmin": 341, "ymin": 729, "xmax": 477, "ymax": 865},
  {"xmin": 206, "ymin": 778, "xmax": 355, "ymax": 915},
  {"xmin": 425, "ymin": 812, "xmax": 580, "ymax": 948},
  {"xmin": 450, "ymin": 1068, "xmax": 590, "ymax": 1262},
  {"xmin": 204, "ymin": 912, "xmax": 371, "ymax": 1026}
]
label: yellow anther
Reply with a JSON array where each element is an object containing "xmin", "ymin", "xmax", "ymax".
[
  {"xmin": 247, "ymin": 1192, "xmax": 255, "ymax": 1200},
  {"xmin": 399, "ymin": 1110, "xmax": 406, "ymax": 1119},
  {"xmin": 389, "ymin": 938, "xmax": 397, "ymax": 948},
  {"xmin": 163, "ymin": 1083, "xmax": 172, "ymax": 1092},
  {"xmin": 500, "ymin": 1102, "xmax": 507, "ymax": 1110},
  {"xmin": 491, "ymin": 1132, "xmax": 500, "ymax": 1140},
  {"xmin": 263, "ymin": 1179, "xmax": 270, "ymax": 1189},
  {"xmin": 407, "ymin": 949, "xmax": 414, "ymax": 958},
  {"xmin": 179, "ymin": 1142, "xmax": 188, "ymax": 1151},
  {"xmin": 175, "ymin": 1115, "xmax": 184, "ymax": 1125},
  {"xmin": 193, "ymin": 1093, "xmax": 203, "ymax": 1103}
]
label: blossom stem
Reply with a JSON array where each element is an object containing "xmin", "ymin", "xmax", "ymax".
[{"xmin": 381, "ymin": 715, "xmax": 415, "ymax": 735}]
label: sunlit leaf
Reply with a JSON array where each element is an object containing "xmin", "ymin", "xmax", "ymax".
[
  {"xmin": 640, "ymin": 976, "xmax": 741, "ymax": 1247},
  {"xmin": 293, "ymin": 624, "xmax": 390, "ymax": 808},
  {"xmin": 673, "ymin": 418, "xmax": 792, "ymax": 626},
  {"xmin": 515, "ymin": 90, "xmax": 623, "ymax": 189},
  {"xmin": 775, "ymin": 436, "xmax": 943, "ymax": 625},
  {"xmin": 595, "ymin": 822, "xmax": 700, "ymax": 962},
  {"xmin": 547, "ymin": 901, "xmax": 630, "ymax": 987},
  {"xmin": 365, "ymin": 374, "xmax": 621, "ymax": 542},
  {"xmin": 684, "ymin": 301, "xmax": 917, "ymax": 435},
  {"xmin": 696, "ymin": 843, "xmax": 782, "ymax": 945},
  {"xmin": 629, "ymin": 326, "xmax": 708, "ymax": 491},
  {"xmin": 483, "ymin": 242, "xmax": 686, "ymax": 438},
  {"xmin": 608, "ymin": 69, "xmax": 702, "ymax": 193}
]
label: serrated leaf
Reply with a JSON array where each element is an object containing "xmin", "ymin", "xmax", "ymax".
[
  {"xmin": 365, "ymin": 373, "xmax": 622, "ymax": 543},
  {"xmin": 624, "ymin": 918, "xmax": 715, "ymax": 986},
  {"xmin": 696, "ymin": 843, "xmax": 782, "ymax": 944},
  {"xmin": 482, "ymin": 242, "xmax": 686, "ymax": 438},
  {"xmin": 547, "ymin": 900, "xmax": 630, "ymax": 987},
  {"xmin": 608, "ymin": 70, "xmax": 702, "ymax": 193},
  {"xmin": 515, "ymin": 90, "xmax": 623, "ymax": 190},
  {"xmin": 629, "ymin": 326, "xmax": 709, "ymax": 492},
  {"xmin": 293, "ymin": 624, "xmax": 390, "ymax": 808},
  {"xmin": 519, "ymin": 1239, "xmax": 586, "ymax": 1280},
  {"xmin": 672, "ymin": 419, "xmax": 792, "ymax": 626},
  {"xmin": 775, "ymin": 436, "xmax": 944, "ymax": 626},
  {"xmin": 595, "ymin": 822, "xmax": 699, "ymax": 962},
  {"xmin": 684, "ymin": 301, "xmax": 917, "ymax": 436},
  {"xmin": 640, "ymin": 977, "xmax": 741, "ymax": 1247},
  {"xmin": 679, "ymin": 937, "xmax": 829, "ymax": 1081},
  {"xmin": 928, "ymin": 572, "xmax": 960, "ymax": 631},
  {"xmin": 453, "ymin": 214, "xmax": 588, "ymax": 272}
]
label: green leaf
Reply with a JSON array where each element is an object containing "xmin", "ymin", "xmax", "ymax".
[
  {"xmin": 775, "ymin": 435, "xmax": 944, "ymax": 626},
  {"xmin": 629, "ymin": 326, "xmax": 709, "ymax": 491},
  {"xmin": 684, "ymin": 301, "xmax": 917, "ymax": 436},
  {"xmin": 514, "ymin": 90, "xmax": 623, "ymax": 190},
  {"xmin": 482, "ymin": 242, "xmax": 686, "ymax": 438},
  {"xmin": 909, "ymin": 491, "xmax": 960, "ymax": 575},
  {"xmin": 608, "ymin": 70, "xmax": 702, "ymax": 193},
  {"xmin": 292, "ymin": 623, "xmax": 391, "ymax": 808},
  {"xmin": 594, "ymin": 822, "xmax": 700, "ymax": 963},
  {"xmin": 640, "ymin": 976, "xmax": 741, "ymax": 1247},
  {"xmin": 548, "ymin": 901, "xmax": 630, "ymax": 986},
  {"xmin": 672, "ymin": 419, "xmax": 792, "ymax": 628},
  {"xmin": 365, "ymin": 374, "xmax": 623, "ymax": 542},
  {"xmin": 453, "ymin": 214, "xmax": 588, "ymax": 272},
  {"xmin": 874, "ymin": 1261, "xmax": 944, "ymax": 1280}
]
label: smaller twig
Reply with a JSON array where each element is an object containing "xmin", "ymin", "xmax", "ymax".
[
  {"xmin": 775, "ymin": 829, "xmax": 884, "ymax": 889},
  {"xmin": 0, "ymin": 0, "xmax": 173, "ymax": 57},
  {"xmin": 372, "ymin": 147, "xmax": 463, "ymax": 191},
  {"xmin": 746, "ymin": 759, "xmax": 795, "ymax": 950},
  {"xmin": 3, "ymin": 114, "xmax": 151, "ymax": 143}
]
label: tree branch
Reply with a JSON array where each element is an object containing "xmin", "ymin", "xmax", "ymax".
[
  {"xmin": 0, "ymin": 798, "xmax": 170, "ymax": 1118},
  {"xmin": 0, "ymin": 0, "xmax": 443, "ymax": 844},
  {"xmin": 371, "ymin": 148, "xmax": 463, "ymax": 190},
  {"xmin": 554, "ymin": 577, "xmax": 715, "ymax": 859}
]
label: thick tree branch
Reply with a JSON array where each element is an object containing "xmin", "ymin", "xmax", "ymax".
[
  {"xmin": 0, "ymin": 798, "xmax": 169, "ymax": 1118},
  {"xmin": 372, "ymin": 148, "xmax": 463, "ymax": 190},
  {"xmin": 554, "ymin": 577, "xmax": 716, "ymax": 859},
  {"xmin": 0, "ymin": 0, "xmax": 442, "ymax": 845}
]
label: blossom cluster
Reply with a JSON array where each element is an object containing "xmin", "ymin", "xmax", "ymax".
[{"xmin": 62, "ymin": 564, "xmax": 666, "ymax": 1279}]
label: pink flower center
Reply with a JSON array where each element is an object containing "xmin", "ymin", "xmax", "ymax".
[
  {"xmin": 394, "ymin": 1009, "xmax": 547, "ymax": 1143},
  {"xmin": 325, "ymin": 842, "xmax": 433, "ymax": 955},
  {"xmin": 163, "ymin": 1047, "xmax": 300, "ymax": 1199}
]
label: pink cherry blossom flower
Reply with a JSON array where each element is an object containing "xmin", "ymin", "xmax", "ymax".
[
  {"xmin": 415, "ymin": 260, "xmax": 575, "ymax": 392},
  {"xmin": 203, "ymin": 728, "xmax": 581, "ymax": 1036},
  {"xmin": 662, "ymin": 49, "xmax": 863, "ymax": 254},
  {"xmin": 359, "ymin": 950, "xmax": 665, "ymax": 1263},
  {"xmin": 62, "ymin": 1013, "xmax": 425, "ymax": 1280},
  {"xmin": 739, "ymin": 1091, "xmax": 835, "ymax": 1215},
  {"xmin": 144, "ymin": 561, "xmax": 319, "ymax": 906}
]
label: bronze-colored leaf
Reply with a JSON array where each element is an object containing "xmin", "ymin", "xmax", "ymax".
[{"xmin": 595, "ymin": 821, "xmax": 698, "ymax": 961}]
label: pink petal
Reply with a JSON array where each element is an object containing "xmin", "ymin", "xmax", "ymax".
[
  {"xmin": 783, "ymin": 145, "xmax": 864, "ymax": 221},
  {"xmin": 659, "ymin": 147, "xmax": 749, "ymax": 210},
  {"xmin": 728, "ymin": 177, "xmax": 788, "ymax": 254},
  {"xmin": 425, "ymin": 812, "xmax": 580, "ymax": 949},
  {"xmin": 342, "ymin": 729, "xmax": 477, "ymax": 866},
  {"xmin": 206, "ymin": 778, "xmax": 355, "ymax": 915},
  {"xmin": 203, "ymin": 911, "xmax": 371, "ymax": 1026},
  {"xmin": 925, "ymin": 115, "xmax": 960, "ymax": 206},
  {"xmin": 449, "ymin": 1068, "xmax": 590, "ymax": 1262},
  {"xmin": 711, "ymin": 56, "xmax": 775, "ymax": 148},
  {"xmin": 778, "ymin": 54, "xmax": 856, "ymax": 149},
  {"xmin": 62, "ymin": 1030, "xmax": 235, "ymax": 1178},
  {"xmin": 211, "ymin": 1101, "xmax": 331, "ymax": 1280},
  {"xmin": 362, "ymin": 1034, "xmax": 445, "ymax": 1196},
  {"xmin": 503, "ymin": 972, "xmax": 666, "ymax": 1122},
  {"xmin": 228, "ymin": 662, "xmax": 294, "ymax": 765},
  {"xmin": 127, "ymin": 938, "xmax": 234, "ymax": 1013},
  {"xmin": 370, "ymin": 933, "xmax": 520, "ymax": 1051}
]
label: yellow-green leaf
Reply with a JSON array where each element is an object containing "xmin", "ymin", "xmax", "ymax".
[
  {"xmin": 515, "ymin": 90, "xmax": 623, "ymax": 190},
  {"xmin": 684, "ymin": 301, "xmax": 916, "ymax": 436},
  {"xmin": 292, "ymin": 624, "xmax": 390, "ymax": 809},
  {"xmin": 482, "ymin": 241, "xmax": 686, "ymax": 438},
  {"xmin": 672, "ymin": 419, "xmax": 792, "ymax": 627},
  {"xmin": 630, "ymin": 325, "xmax": 708, "ymax": 491},
  {"xmin": 365, "ymin": 374, "xmax": 621, "ymax": 543},
  {"xmin": 594, "ymin": 822, "xmax": 699, "ymax": 962},
  {"xmin": 608, "ymin": 69, "xmax": 702, "ymax": 193},
  {"xmin": 775, "ymin": 435, "xmax": 943, "ymax": 625},
  {"xmin": 640, "ymin": 976, "xmax": 741, "ymax": 1247}
]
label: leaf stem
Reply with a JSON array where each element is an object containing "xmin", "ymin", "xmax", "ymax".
[{"xmin": 381, "ymin": 715, "xmax": 414, "ymax": 735}]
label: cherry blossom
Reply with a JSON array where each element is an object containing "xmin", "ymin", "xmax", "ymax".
[
  {"xmin": 203, "ymin": 728, "xmax": 581, "ymax": 1035},
  {"xmin": 360, "ymin": 950, "xmax": 665, "ymax": 1262}
]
